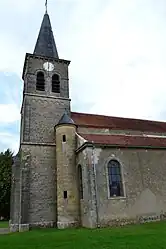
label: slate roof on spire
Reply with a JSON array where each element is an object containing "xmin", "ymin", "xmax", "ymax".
[
  {"xmin": 58, "ymin": 111, "xmax": 75, "ymax": 126},
  {"xmin": 34, "ymin": 13, "xmax": 59, "ymax": 58}
]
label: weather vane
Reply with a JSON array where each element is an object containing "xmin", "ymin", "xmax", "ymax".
[{"xmin": 45, "ymin": 0, "xmax": 48, "ymax": 13}]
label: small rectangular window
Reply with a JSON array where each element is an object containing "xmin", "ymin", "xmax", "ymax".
[
  {"xmin": 63, "ymin": 135, "xmax": 66, "ymax": 142},
  {"xmin": 78, "ymin": 165, "xmax": 83, "ymax": 200},
  {"xmin": 64, "ymin": 191, "xmax": 67, "ymax": 199}
]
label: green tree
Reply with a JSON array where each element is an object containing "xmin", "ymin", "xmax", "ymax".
[{"xmin": 0, "ymin": 149, "xmax": 13, "ymax": 220}]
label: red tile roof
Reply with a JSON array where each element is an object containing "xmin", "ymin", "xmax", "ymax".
[
  {"xmin": 71, "ymin": 112, "xmax": 166, "ymax": 133},
  {"xmin": 79, "ymin": 133, "xmax": 166, "ymax": 148}
]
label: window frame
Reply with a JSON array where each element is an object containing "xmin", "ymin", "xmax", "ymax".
[
  {"xmin": 64, "ymin": 191, "xmax": 67, "ymax": 199},
  {"xmin": 62, "ymin": 135, "xmax": 66, "ymax": 143},
  {"xmin": 106, "ymin": 158, "xmax": 126, "ymax": 199},
  {"xmin": 78, "ymin": 164, "xmax": 83, "ymax": 200},
  {"xmin": 36, "ymin": 71, "xmax": 45, "ymax": 91},
  {"xmin": 52, "ymin": 73, "xmax": 60, "ymax": 93}
]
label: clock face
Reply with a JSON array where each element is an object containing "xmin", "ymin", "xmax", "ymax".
[{"xmin": 43, "ymin": 62, "xmax": 54, "ymax": 72}]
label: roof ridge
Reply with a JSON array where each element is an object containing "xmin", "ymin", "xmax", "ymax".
[
  {"xmin": 79, "ymin": 133, "xmax": 166, "ymax": 138},
  {"xmin": 71, "ymin": 111, "xmax": 166, "ymax": 124}
]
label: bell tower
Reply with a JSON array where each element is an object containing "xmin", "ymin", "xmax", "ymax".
[
  {"xmin": 22, "ymin": 12, "xmax": 71, "ymax": 145},
  {"xmin": 10, "ymin": 8, "xmax": 71, "ymax": 232}
]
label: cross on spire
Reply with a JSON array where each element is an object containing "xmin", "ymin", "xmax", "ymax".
[{"xmin": 45, "ymin": 0, "xmax": 48, "ymax": 14}]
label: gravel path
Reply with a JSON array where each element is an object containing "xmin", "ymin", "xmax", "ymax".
[{"xmin": 0, "ymin": 228, "xmax": 9, "ymax": 234}]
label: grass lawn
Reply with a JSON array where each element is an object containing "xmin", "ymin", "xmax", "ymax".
[
  {"xmin": 0, "ymin": 221, "xmax": 8, "ymax": 228},
  {"xmin": 1, "ymin": 221, "xmax": 166, "ymax": 249}
]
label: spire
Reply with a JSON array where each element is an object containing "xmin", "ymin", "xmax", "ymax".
[{"xmin": 33, "ymin": 11, "xmax": 59, "ymax": 58}]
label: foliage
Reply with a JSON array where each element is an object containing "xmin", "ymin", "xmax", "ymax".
[
  {"xmin": 0, "ymin": 149, "xmax": 13, "ymax": 220},
  {"xmin": 1, "ymin": 221, "xmax": 166, "ymax": 248}
]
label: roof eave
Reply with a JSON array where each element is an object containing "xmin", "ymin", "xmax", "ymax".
[
  {"xmin": 75, "ymin": 142, "xmax": 166, "ymax": 154},
  {"xmin": 55, "ymin": 123, "xmax": 77, "ymax": 130}
]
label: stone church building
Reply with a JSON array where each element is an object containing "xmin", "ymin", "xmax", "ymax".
[{"xmin": 10, "ymin": 11, "xmax": 166, "ymax": 232}]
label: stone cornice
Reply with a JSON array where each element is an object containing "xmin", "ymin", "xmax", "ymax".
[
  {"xmin": 21, "ymin": 142, "xmax": 56, "ymax": 147},
  {"xmin": 24, "ymin": 92, "xmax": 71, "ymax": 101},
  {"xmin": 75, "ymin": 142, "xmax": 166, "ymax": 154}
]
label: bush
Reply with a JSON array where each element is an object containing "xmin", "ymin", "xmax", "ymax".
[{"xmin": 0, "ymin": 149, "xmax": 13, "ymax": 220}]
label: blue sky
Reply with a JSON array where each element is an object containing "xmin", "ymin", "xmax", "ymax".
[{"xmin": 1, "ymin": 0, "xmax": 166, "ymax": 154}]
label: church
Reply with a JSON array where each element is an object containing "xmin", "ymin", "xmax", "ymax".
[{"xmin": 10, "ymin": 9, "xmax": 166, "ymax": 232}]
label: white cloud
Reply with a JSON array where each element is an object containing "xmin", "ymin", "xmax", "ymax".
[
  {"xmin": 66, "ymin": 0, "xmax": 166, "ymax": 121},
  {"xmin": 0, "ymin": 104, "xmax": 20, "ymax": 123},
  {"xmin": 1, "ymin": 0, "xmax": 166, "ymax": 152},
  {"xmin": 0, "ymin": 37, "xmax": 25, "ymax": 76},
  {"xmin": 0, "ymin": 132, "xmax": 19, "ymax": 154}
]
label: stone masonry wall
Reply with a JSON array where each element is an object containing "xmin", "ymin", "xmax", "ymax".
[
  {"xmin": 76, "ymin": 147, "xmax": 98, "ymax": 228},
  {"xmin": 56, "ymin": 125, "xmax": 79, "ymax": 228},
  {"xmin": 24, "ymin": 56, "xmax": 69, "ymax": 99},
  {"xmin": 10, "ymin": 154, "xmax": 21, "ymax": 226},
  {"xmin": 15, "ymin": 53, "xmax": 71, "ymax": 229},
  {"xmin": 84, "ymin": 147, "xmax": 166, "ymax": 227},
  {"xmin": 22, "ymin": 95, "xmax": 70, "ymax": 144},
  {"xmin": 11, "ymin": 47, "xmax": 71, "ymax": 229},
  {"xmin": 20, "ymin": 144, "xmax": 57, "ymax": 227}
]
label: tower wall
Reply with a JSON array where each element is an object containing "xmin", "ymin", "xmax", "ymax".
[
  {"xmin": 10, "ymin": 57, "xmax": 71, "ymax": 231},
  {"xmin": 24, "ymin": 56, "xmax": 69, "ymax": 99},
  {"xmin": 10, "ymin": 154, "xmax": 21, "ymax": 232},
  {"xmin": 19, "ymin": 144, "xmax": 57, "ymax": 228},
  {"xmin": 22, "ymin": 95, "xmax": 70, "ymax": 144},
  {"xmin": 10, "ymin": 11, "xmax": 71, "ymax": 232},
  {"xmin": 56, "ymin": 125, "xmax": 80, "ymax": 228}
]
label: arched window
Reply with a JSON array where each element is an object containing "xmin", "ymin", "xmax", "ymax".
[
  {"xmin": 36, "ymin": 72, "xmax": 45, "ymax": 91},
  {"xmin": 52, "ymin": 74, "xmax": 60, "ymax": 93},
  {"xmin": 108, "ymin": 160, "xmax": 123, "ymax": 197},
  {"xmin": 78, "ymin": 165, "xmax": 83, "ymax": 200}
]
